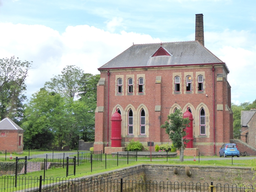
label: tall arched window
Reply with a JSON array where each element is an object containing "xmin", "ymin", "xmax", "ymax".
[
  {"xmin": 128, "ymin": 78, "xmax": 133, "ymax": 93},
  {"xmin": 200, "ymin": 108, "xmax": 206, "ymax": 135},
  {"xmin": 175, "ymin": 76, "xmax": 180, "ymax": 92},
  {"xmin": 117, "ymin": 78, "xmax": 122, "ymax": 94},
  {"xmin": 128, "ymin": 109, "xmax": 133, "ymax": 134},
  {"xmin": 140, "ymin": 109, "xmax": 145, "ymax": 135},
  {"xmin": 198, "ymin": 75, "xmax": 203, "ymax": 91}
]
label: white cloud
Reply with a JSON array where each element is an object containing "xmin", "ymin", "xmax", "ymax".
[
  {"xmin": 106, "ymin": 17, "xmax": 124, "ymax": 32},
  {"xmin": 0, "ymin": 23, "xmax": 160, "ymax": 100}
]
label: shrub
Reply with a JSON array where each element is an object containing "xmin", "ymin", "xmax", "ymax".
[
  {"xmin": 159, "ymin": 144, "xmax": 173, "ymax": 152},
  {"xmin": 171, "ymin": 144, "xmax": 176, "ymax": 152},
  {"xmin": 126, "ymin": 139, "xmax": 143, "ymax": 151},
  {"xmin": 155, "ymin": 144, "xmax": 160, "ymax": 152},
  {"xmin": 90, "ymin": 147, "xmax": 94, "ymax": 152}
]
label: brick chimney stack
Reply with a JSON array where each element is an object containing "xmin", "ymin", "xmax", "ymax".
[{"xmin": 195, "ymin": 14, "xmax": 204, "ymax": 46}]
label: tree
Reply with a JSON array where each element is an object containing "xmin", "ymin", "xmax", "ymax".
[
  {"xmin": 0, "ymin": 56, "xmax": 31, "ymax": 122},
  {"xmin": 44, "ymin": 65, "xmax": 84, "ymax": 99},
  {"xmin": 161, "ymin": 109, "xmax": 190, "ymax": 162}
]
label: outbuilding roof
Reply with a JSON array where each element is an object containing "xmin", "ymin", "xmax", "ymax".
[
  {"xmin": 0, "ymin": 118, "xmax": 23, "ymax": 131},
  {"xmin": 241, "ymin": 110, "xmax": 256, "ymax": 127},
  {"xmin": 99, "ymin": 41, "xmax": 227, "ymax": 71}
]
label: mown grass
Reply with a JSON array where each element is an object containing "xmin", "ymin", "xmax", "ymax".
[{"xmin": 1, "ymin": 153, "xmax": 256, "ymax": 191}]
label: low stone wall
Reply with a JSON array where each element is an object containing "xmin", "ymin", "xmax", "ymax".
[{"xmin": 28, "ymin": 164, "xmax": 255, "ymax": 191}]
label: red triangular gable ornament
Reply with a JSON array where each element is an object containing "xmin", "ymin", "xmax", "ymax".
[{"xmin": 152, "ymin": 47, "xmax": 171, "ymax": 57}]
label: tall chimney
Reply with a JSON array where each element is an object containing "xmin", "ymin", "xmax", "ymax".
[{"xmin": 195, "ymin": 14, "xmax": 204, "ymax": 46}]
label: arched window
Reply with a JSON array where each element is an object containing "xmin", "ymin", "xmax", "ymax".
[
  {"xmin": 188, "ymin": 107, "xmax": 192, "ymax": 113},
  {"xmin": 138, "ymin": 77, "xmax": 144, "ymax": 93},
  {"xmin": 174, "ymin": 107, "xmax": 178, "ymax": 113},
  {"xmin": 117, "ymin": 108, "xmax": 121, "ymax": 114},
  {"xmin": 186, "ymin": 76, "xmax": 192, "ymax": 92},
  {"xmin": 128, "ymin": 78, "xmax": 133, "ymax": 93},
  {"xmin": 175, "ymin": 76, "xmax": 180, "ymax": 92},
  {"xmin": 200, "ymin": 108, "xmax": 206, "ymax": 135},
  {"xmin": 128, "ymin": 109, "xmax": 133, "ymax": 134},
  {"xmin": 198, "ymin": 75, "xmax": 203, "ymax": 91},
  {"xmin": 117, "ymin": 78, "xmax": 122, "ymax": 94},
  {"xmin": 140, "ymin": 109, "xmax": 145, "ymax": 135}
]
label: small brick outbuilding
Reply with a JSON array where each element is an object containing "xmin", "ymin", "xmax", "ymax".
[{"xmin": 0, "ymin": 118, "xmax": 24, "ymax": 153}]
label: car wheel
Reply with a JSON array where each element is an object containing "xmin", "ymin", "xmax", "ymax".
[
  {"xmin": 224, "ymin": 153, "xmax": 226, "ymax": 158},
  {"xmin": 237, "ymin": 155, "xmax": 239, "ymax": 157},
  {"xmin": 219, "ymin": 153, "xmax": 221, "ymax": 157}
]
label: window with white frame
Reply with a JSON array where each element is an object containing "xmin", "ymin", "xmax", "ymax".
[
  {"xmin": 186, "ymin": 76, "xmax": 192, "ymax": 92},
  {"xmin": 128, "ymin": 78, "xmax": 133, "ymax": 93},
  {"xmin": 200, "ymin": 108, "xmax": 206, "ymax": 135},
  {"xmin": 175, "ymin": 76, "xmax": 180, "ymax": 92},
  {"xmin": 128, "ymin": 109, "xmax": 133, "ymax": 134},
  {"xmin": 138, "ymin": 77, "xmax": 144, "ymax": 93},
  {"xmin": 140, "ymin": 109, "xmax": 145, "ymax": 134},
  {"xmin": 117, "ymin": 78, "xmax": 122, "ymax": 94},
  {"xmin": 198, "ymin": 75, "xmax": 203, "ymax": 91}
]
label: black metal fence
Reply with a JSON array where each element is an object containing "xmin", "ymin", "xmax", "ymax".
[{"xmin": 0, "ymin": 176, "xmax": 254, "ymax": 192}]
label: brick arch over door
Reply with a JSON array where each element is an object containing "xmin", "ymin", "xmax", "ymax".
[
  {"xmin": 195, "ymin": 103, "xmax": 210, "ymax": 138},
  {"xmin": 124, "ymin": 104, "xmax": 137, "ymax": 137},
  {"xmin": 136, "ymin": 104, "xmax": 149, "ymax": 137},
  {"xmin": 112, "ymin": 104, "xmax": 125, "ymax": 137}
]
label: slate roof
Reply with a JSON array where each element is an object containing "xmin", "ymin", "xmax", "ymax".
[
  {"xmin": 99, "ymin": 41, "xmax": 227, "ymax": 70},
  {"xmin": 241, "ymin": 111, "xmax": 256, "ymax": 127},
  {"xmin": 0, "ymin": 118, "xmax": 23, "ymax": 131}
]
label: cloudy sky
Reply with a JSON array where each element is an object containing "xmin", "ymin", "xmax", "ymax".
[{"xmin": 0, "ymin": 0, "xmax": 255, "ymax": 105}]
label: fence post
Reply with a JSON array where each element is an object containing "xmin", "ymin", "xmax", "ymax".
[
  {"xmin": 101, "ymin": 150, "xmax": 103, "ymax": 162},
  {"xmin": 91, "ymin": 153, "xmax": 93, "ymax": 172},
  {"xmin": 167, "ymin": 151, "xmax": 168, "ymax": 162},
  {"xmin": 5, "ymin": 150, "xmax": 7, "ymax": 161},
  {"xmin": 63, "ymin": 153, "xmax": 65, "ymax": 168},
  {"xmin": 127, "ymin": 151, "xmax": 129, "ymax": 165},
  {"xmin": 46, "ymin": 154, "xmax": 48, "ymax": 170},
  {"xmin": 39, "ymin": 175, "xmax": 42, "ymax": 192},
  {"xmin": 117, "ymin": 152, "xmax": 119, "ymax": 167},
  {"xmin": 29, "ymin": 149, "xmax": 30, "ymax": 159},
  {"xmin": 44, "ymin": 159, "xmax": 46, "ymax": 180},
  {"xmin": 136, "ymin": 151, "xmax": 138, "ymax": 161},
  {"xmin": 232, "ymin": 156, "xmax": 233, "ymax": 165},
  {"xmin": 52, "ymin": 150, "xmax": 54, "ymax": 161},
  {"xmin": 74, "ymin": 156, "xmax": 76, "ymax": 176},
  {"xmin": 120, "ymin": 178, "xmax": 123, "ymax": 192},
  {"xmin": 105, "ymin": 153, "xmax": 107, "ymax": 169},
  {"xmin": 198, "ymin": 152, "xmax": 200, "ymax": 163},
  {"xmin": 15, "ymin": 157, "xmax": 18, "ymax": 187},
  {"xmin": 66, "ymin": 157, "xmax": 69, "ymax": 177},
  {"xmin": 25, "ymin": 156, "xmax": 27, "ymax": 174},
  {"xmin": 77, "ymin": 151, "xmax": 80, "ymax": 166}
]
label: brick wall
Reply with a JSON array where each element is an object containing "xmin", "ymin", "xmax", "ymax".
[
  {"xmin": 0, "ymin": 130, "xmax": 23, "ymax": 153},
  {"xmin": 95, "ymin": 65, "xmax": 232, "ymax": 156}
]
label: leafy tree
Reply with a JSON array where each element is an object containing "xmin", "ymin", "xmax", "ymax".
[
  {"xmin": 44, "ymin": 65, "xmax": 84, "ymax": 99},
  {"xmin": 0, "ymin": 56, "xmax": 31, "ymax": 123},
  {"xmin": 161, "ymin": 109, "xmax": 190, "ymax": 162}
]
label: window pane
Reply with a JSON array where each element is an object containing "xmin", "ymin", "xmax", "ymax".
[
  {"xmin": 201, "ymin": 126, "xmax": 205, "ymax": 134},
  {"xmin": 200, "ymin": 109, "xmax": 205, "ymax": 115},
  {"xmin": 198, "ymin": 75, "xmax": 203, "ymax": 82},
  {"xmin": 198, "ymin": 83, "xmax": 203, "ymax": 91},
  {"xmin": 141, "ymin": 126, "xmax": 145, "ymax": 134},
  {"xmin": 141, "ymin": 117, "xmax": 145, "ymax": 124},
  {"xmin": 118, "ymin": 78, "xmax": 122, "ymax": 84},
  {"xmin": 139, "ymin": 78, "xmax": 143, "ymax": 84},
  {"xmin": 118, "ymin": 86, "xmax": 122, "ymax": 93},
  {"xmin": 141, "ymin": 109, "xmax": 145, "ymax": 116},
  {"xmin": 129, "ymin": 126, "xmax": 133, "ymax": 134},
  {"xmin": 129, "ymin": 117, "xmax": 133, "ymax": 124},
  {"xmin": 200, "ymin": 117, "xmax": 205, "ymax": 124},
  {"xmin": 129, "ymin": 78, "xmax": 132, "ymax": 84},
  {"xmin": 175, "ymin": 76, "xmax": 180, "ymax": 83},
  {"xmin": 175, "ymin": 84, "xmax": 180, "ymax": 92},
  {"xmin": 129, "ymin": 85, "xmax": 133, "ymax": 93},
  {"xmin": 139, "ymin": 85, "xmax": 143, "ymax": 92}
]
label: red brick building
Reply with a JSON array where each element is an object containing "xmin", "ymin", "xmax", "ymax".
[
  {"xmin": 94, "ymin": 14, "xmax": 233, "ymax": 155},
  {"xmin": 0, "ymin": 118, "xmax": 24, "ymax": 153}
]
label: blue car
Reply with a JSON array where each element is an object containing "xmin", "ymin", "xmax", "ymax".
[{"xmin": 219, "ymin": 143, "xmax": 240, "ymax": 157}]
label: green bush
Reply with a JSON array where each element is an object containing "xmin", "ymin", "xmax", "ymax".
[
  {"xmin": 90, "ymin": 147, "xmax": 94, "ymax": 152},
  {"xmin": 155, "ymin": 144, "xmax": 160, "ymax": 152},
  {"xmin": 171, "ymin": 144, "xmax": 176, "ymax": 152},
  {"xmin": 159, "ymin": 144, "xmax": 174, "ymax": 152},
  {"xmin": 126, "ymin": 139, "xmax": 143, "ymax": 151}
]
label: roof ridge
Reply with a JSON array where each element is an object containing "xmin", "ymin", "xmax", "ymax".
[{"xmin": 133, "ymin": 40, "xmax": 196, "ymax": 46}]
